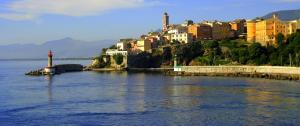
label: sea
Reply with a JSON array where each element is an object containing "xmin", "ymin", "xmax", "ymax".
[{"xmin": 0, "ymin": 60, "xmax": 300, "ymax": 126}]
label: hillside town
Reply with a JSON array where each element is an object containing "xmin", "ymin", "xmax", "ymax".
[{"xmin": 90, "ymin": 12, "xmax": 300, "ymax": 69}]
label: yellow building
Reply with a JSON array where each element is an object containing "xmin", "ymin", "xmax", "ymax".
[
  {"xmin": 246, "ymin": 14, "xmax": 299, "ymax": 46},
  {"xmin": 246, "ymin": 20, "xmax": 257, "ymax": 43},
  {"xmin": 137, "ymin": 39, "xmax": 152, "ymax": 52},
  {"xmin": 257, "ymin": 14, "xmax": 288, "ymax": 45}
]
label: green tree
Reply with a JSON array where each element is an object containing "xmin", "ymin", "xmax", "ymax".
[
  {"xmin": 248, "ymin": 43, "xmax": 267, "ymax": 65},
  {"xmin": 238, "ymin": 48, "xmax": 249, "ymax": 64},
  {"xmin": 162, "ymin": 47, "xmax": 172, "ymax": 64},
  {"xmin": 113, "ymin": 54, "xmax": 124, "ymax": 65},
  {"xmin": 101, "ymin": 48, "xmax": 108, "ymax": 55},
  {"xmin": 127, "ymin": 43, "xmax": 132, "ymax": 49},
  {"xmin": 109, "ymin": 45, "xmax": 117, "ymax": 49},
  {"xmin": 276, "ymin": 33, "xmax": 285, "ymax": 46}
]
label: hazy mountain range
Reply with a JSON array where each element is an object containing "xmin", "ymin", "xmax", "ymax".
[
  {"xmin": 263, "ymin": 9, "xmax": 300, "ymax": 20},
  {"xmin": 0, "ymin": 38, "xmax": 114, "ymax": 59}
]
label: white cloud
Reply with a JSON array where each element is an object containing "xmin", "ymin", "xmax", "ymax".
[{"xmin": 0, "ymin": 0, "xmax": 150, "ymax": 21}]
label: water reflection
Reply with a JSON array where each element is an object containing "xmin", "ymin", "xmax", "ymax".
[
  {"xmin": 124, "ymin": 73, "xmax": 146, "ymax": 112},
  {"xmin": 104, "ymin": 72, "xmax": 146, "ymax": 113},
  {"xmin": 243, "ymin": 80, "xmax": 300, "ymax": 125},
  {"xmin": 164, "ymin": 84, "xmax": 202, "ymax": 109},
  {"xmin": 45, "ymin": 75, "xmax": 53, "ymax": 103}
]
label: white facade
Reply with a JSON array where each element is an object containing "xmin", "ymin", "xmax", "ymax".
[
  {"xmin": 168, "ymin": 28, "xmax": 187, "ymax": 34},
  {"xmin": 171, "ymin": 33, "xmax": 193, "ymax": 44},
  {"xmin": 117, "ymin": 42, "xmax": 127, "ymax": 51},
  {"xmin": 106, "ymin": 49, "xmax": 128, "ymax": 56}
]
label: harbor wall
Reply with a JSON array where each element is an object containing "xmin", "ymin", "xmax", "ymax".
[
  {"xmin": 180, "ymin": 66, "xmax": 300, "ymax": 75},
  {"xmin": 170, "ymin": 66, "xmax": 300, "ymax": 80}
]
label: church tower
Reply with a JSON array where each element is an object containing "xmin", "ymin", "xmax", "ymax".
[{"xmin": 163, "ymin": 12, "xmax": 169, "ymax": 32}]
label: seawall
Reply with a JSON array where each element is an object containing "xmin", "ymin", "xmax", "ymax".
[
  {"xmin": 26, "ymin": 64, "xmax": 83, "ymax": 76},
  {"xmin": 168, "ymin": 66, "xmax": 300, "ymax": 81}
]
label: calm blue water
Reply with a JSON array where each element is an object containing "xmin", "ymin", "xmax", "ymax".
[{"xmin": 0, "ymin": 60, "xmax": 300, "ymax": 126}]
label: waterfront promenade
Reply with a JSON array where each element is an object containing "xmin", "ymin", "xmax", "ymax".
[{"xmin": 172, "ymin": 66, "xmax": 300, "ymax": 80}]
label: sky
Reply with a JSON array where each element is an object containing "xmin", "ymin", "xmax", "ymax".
[{"xmin": 0, "ymin": 0, "xmax": 300, "ymax": 45}]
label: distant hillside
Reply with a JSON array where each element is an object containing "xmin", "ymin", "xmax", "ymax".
[
  {"xmin": 0, "ymin": 38, "xmax": 115, "ymax": 59},
  {"xmin": 263, "ymin": 9, "xmax": 300, "ymax": 21}
]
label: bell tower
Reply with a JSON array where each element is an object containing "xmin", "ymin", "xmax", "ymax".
[{"xmin": 163, "ymin": 12, "xmax": 169, "ymax": 32}]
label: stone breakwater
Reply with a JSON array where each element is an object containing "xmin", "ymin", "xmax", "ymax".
[
  {"xmin": 167, "ymin": 66, "xmax": 300, "ymax": 81},
  {"xmin": 26, "ymin": 64, "xmax": 83, "ymax": 76}
]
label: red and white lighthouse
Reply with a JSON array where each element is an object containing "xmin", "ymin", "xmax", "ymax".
[
  {"xmin": 48, "ymin": 50, "xmax": 53, "ymax": 67},
  {"xmin": 44, "ymin": 50, "xmax": 55, "ymax": 75}
]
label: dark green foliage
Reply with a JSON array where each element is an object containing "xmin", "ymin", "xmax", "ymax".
[
  {"xmin": 93, "ymin": 55, "xmax": 110, "ymax": 68},
  {"xmin": 231, "ymin": 47, "xmax": 249, "ymax": 64},
  {"xmin": 174, "ymin": 41, "xmax": 204, "ymax": 65},
  {"xmin": 162, "ymin": 47, "xmax": 172, "ymax": 64},
  {"xmin": 248, "ymin": 43, "xmax": 267, "ymax": 65},
  {"xmin": 109, "ymin": 45, "xmax": 117, "ymax": 49},
  {"xmin": 276, "ymin": 33, "xmax": 285, "ymax": 46},
  {"xmin": 113, "ymin": 54, "xmax": 123, "ymax": 65},
  {"xmin": 101, "ymin": 48, "xmax": 108, "ymax": 55},
  {"xmin": 128, "ymin": 52, "xmax": 161, "ymax": 68}
]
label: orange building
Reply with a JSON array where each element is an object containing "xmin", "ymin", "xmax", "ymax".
[
  {"xmin": 230, "ymin": 19, "xmax": 246, "ymax": 37},
  {"xmin": 188, "ymin": 24, "xmax": 212, "ymax": 41},
  {"xmin": 246, "ymin": 14, "xmax": 291, "ymax": 46}
]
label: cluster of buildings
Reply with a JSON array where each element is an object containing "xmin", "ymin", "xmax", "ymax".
[
  {"xmin": 103, "ymin": 12, "xmax": 300, "ymax": 68},
  {"xmin": 112, "ymin": 12, "xmax": 248, "ymax": 54},
  {"xmin": 247, "ymin": 14, "xmax": 300, "ymax": 45},
  {"xmin": 163, "ymin": 13, "xmax": 244, "ymax": 44}
]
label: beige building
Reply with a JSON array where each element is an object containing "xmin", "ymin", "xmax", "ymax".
[
  {"xmin": 137, "ymin": 39, "xmax": 152, "ymax": 52},
  {"xmin": 171, "ymin": 33, "xmax": 193, "ymax": 44},
  {"xmin": 167, "ymin": 25, "xmax": 187, "ymax": 34},
  {"xmin": 287, "ymin": 20, "xmax": 300, "ymax": 35},
  {"xmin": 203, "ymin": 21, "xmax": 232, "ymax": 40}
]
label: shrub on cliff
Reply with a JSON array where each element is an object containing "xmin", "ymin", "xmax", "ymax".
[{"xmin": 113, "ymin": 54, "xmax": 124, "ymax": 65}]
